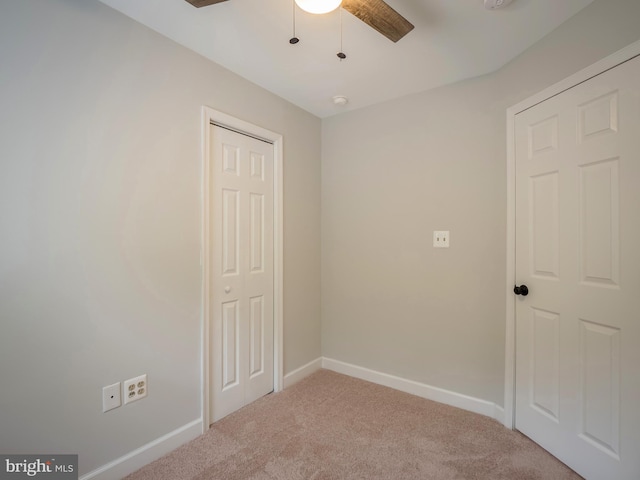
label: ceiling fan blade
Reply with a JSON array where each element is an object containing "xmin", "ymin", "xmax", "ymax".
[
  {"xmin": 184, "ymin": 0, "xmax": 228, "ymax": 7},
  {"xmin": 342, "ymin": 0, "xmax": 414, "ymax": 43}
]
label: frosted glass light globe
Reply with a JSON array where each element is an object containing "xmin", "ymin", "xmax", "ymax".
[{"xmin": 294, "ymin": 0, "xmax": 342, "ymax": 14}]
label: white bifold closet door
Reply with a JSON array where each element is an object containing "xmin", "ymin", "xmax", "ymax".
[{"xmin": 210, "ymin": 124, "xmax": 274, "ymax": 422}]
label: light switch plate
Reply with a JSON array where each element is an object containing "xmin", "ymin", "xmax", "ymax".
[{"xmin": 433, "ymin": 231, "xmax": 450, "ymax": 248}]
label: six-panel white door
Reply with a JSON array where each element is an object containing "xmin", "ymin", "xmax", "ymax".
[
  {"xmin": 514, "ymin": 55, "xmax": 640, "ymax": 479},
  {"xmin": 210, "ymin": 124, "xmax": 274, "ymax": 422}
]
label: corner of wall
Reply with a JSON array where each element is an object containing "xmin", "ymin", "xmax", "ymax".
[{"xmin": 283, "ymin": 358, "xmax": 323, "ymax": 389}]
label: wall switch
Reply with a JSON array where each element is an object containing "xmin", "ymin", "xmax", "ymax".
[
  {"xmin": 123, "ymin": 374, "xmax": 147, "ymax": 405},
  {"xmin": 102, "ymin": 383, "xmax": 121, "ymax": 412},
  {"xmin": 433, "ymin": 230, "xmax": 450, "ymax": 248}
]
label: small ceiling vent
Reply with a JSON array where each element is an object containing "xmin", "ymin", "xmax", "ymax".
[
  {"xmin": 332, "ymin": 96, "xmax": 349, "ymax": 106},
  {"xmin": 484, "ymin": 0, "xmax": 513, "ymax": 10}
]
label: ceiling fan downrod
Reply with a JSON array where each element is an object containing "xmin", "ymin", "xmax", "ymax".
[
  {"xmin": 337, "ymin": 7, "xmax": 346, "ymax": 60},
  {"xmin": 290, "ymin": 0, "xmax": 300, "ymax": 45}
]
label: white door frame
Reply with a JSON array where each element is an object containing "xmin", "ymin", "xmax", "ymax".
[
  {"xmin": 201, "ymin": 106, "xmax": 284, "ymax": 431},
  {"xmin": 504, "ymin": 40, "xmax": 640, "ymax": 430}
]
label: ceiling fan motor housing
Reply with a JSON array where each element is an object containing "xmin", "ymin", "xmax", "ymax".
[{"xmin": 484, "ymin": 0, "xmax": 513, "ymax": 9}]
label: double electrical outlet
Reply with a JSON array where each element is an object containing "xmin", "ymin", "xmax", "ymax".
[{"xmin": 102, "ymin": 374, "xmax": 147, "ymax": 413}]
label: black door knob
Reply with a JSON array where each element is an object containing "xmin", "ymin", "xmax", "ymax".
[{"xmin": 514, "ymin": 285, "xmax": 529, "ymax": 296}]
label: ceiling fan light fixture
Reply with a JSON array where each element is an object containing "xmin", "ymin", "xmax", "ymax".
[{"xmin": 294, "ymin": 0, "xmax": 342, "ymax": 15}]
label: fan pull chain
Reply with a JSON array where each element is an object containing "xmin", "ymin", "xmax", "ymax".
[
  {"xmin": 337, "ymin": 7, "xmax": 346, "ymax": 60},
  {"xmin": 289, "ymin": 0, "xmax": 299, "ymax": 44}
]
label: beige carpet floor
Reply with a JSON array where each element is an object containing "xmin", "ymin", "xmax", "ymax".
[{"xmin": 125, "ymin": 370, "xmax": 582, "ymax": 480}]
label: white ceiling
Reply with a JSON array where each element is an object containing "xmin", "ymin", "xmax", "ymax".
[{"xmin": 99, "ymin": 0, "xmax": 596, "ymax": 118}]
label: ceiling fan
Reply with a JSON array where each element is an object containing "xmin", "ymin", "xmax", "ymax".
[{"xmin": 184, "ymin": 0, "xmax": 414, "ymax": 43}]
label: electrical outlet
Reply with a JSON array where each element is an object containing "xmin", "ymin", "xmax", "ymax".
[
  {"xmin": 123, "ymin": 374, "xmax": 147, "ymax": 405},
  {"xmin": 102, "ymin": 382, "xmax": 121, "ymax": 412},
  {"xmin": 433, "ymin": 230, "xmax": 450, "ymax": 248}
]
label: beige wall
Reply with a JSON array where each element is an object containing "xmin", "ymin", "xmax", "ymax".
[
  {"xmin": 0, "ymin": 0, "xmax": 320, "ymax": 475},
  {"xmin": 321, "ymin": 0, "xmax": 640, "ymax": 406}
]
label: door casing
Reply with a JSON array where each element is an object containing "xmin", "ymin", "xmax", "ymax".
[
  {"xmin": 504, "ymin": 40, "xmax": 640, "ymax": 430},
  {"xmin": 201, "ymin": 107, "xmax": 284, "ymax": 431}
]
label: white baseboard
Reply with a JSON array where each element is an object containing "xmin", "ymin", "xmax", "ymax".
[
  {"xmin": 322, "ymin": 357, "xmax": 504, "ymax": 422},
  {"xmin": 80, "ymin": 419, "xmax": 202, "ymax": 480},
  {"xmin": 283, "ymin": 357, "xmax": 322, "ymax": 388},
  {"xmin": 493, "ymin": 405, "xmax": 505, "ymax": 424}
]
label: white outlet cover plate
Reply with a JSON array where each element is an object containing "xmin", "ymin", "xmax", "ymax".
[
  {"xmin": 433, "ymin": 230, "xmax": 450, "ymax": 248},
  {"xmin": 102, "ymin": 382, "xmax": 121, "ymax": 412},
  {"xmin": 123, "ymin": 374, "xmax": 147, "ymax": 405}
]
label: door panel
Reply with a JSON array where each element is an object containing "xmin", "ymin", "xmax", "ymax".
[
  {"xmin": 530, "ymin": 307, "xmax": 560, "ymax": 422},
  {"xmin": 515, "ymin": 55, "xmax": 640, "ymax": 479},
  {"xmin": 249, "ymin": 295, "xmax": 264, "ymax": 378},
  {"xmin": 222, "ymin": 189, "xmax": 240, "ymax": 276},
  {"xmin": 530, "ymin": 172, "xmax": 559, "ymax": 279},
  {"xmin": 579, "ymin": 159, "xmax": 619, "ymax": 287},
  {"xmin": 221, "ymin": 300, "xmax": 240, "ymax": 390},
  {"xmin": 579, "ymin": 319, "xmax": 620, "ymax": 458},
  {"xmin": 211, "ymin": 125, "xmax": 274, "ymax": 422}
]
